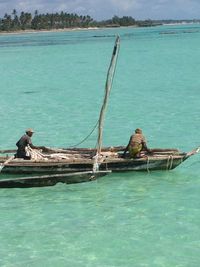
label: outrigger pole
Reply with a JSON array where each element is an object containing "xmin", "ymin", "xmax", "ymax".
[{"xmin": 93, "ymin": 35, "xmax": 120, "ymax": 171}]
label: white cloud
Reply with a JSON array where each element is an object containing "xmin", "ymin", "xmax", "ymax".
[
  {"xmin": 1, "ymin": 0, "xmax": 200, "ymax": 20},
  {"xmin": 110, "ymin": 0, "xmax": 140, "ymax": 11}
]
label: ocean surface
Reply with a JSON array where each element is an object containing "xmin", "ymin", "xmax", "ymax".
[{"xmin": 0, "ymin": 24, "xmax": 200, "ymax": 266}]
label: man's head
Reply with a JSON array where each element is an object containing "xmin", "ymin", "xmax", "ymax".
[
  {"xmin": 26, "ymin": 128, "xmax": 34, "ymax": 137},
  {"xmin": 135, "ymin": 128, "xmax": 142, "ymax": 134}
]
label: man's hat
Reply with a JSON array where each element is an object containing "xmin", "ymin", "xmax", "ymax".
[{"xmin": 26, "ymin": 128, "xmax": 34, "ymax": 133}]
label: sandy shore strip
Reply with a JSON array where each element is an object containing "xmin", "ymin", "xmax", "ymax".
[{"xmin": 0, "ymin": 27, "xmax": 101, "ymax": 36}]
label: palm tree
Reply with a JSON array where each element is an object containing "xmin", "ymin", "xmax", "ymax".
[
  {"xmin": 19, "ymin": 12, "xmax": 32, "ymax": 29},
  {"xmin": 3, "ymin": 13, "xmax": 12, "ymax": 30},
  {"xmin": 12, "ymin": 9, "xmax": 17, "ymax": 17}
]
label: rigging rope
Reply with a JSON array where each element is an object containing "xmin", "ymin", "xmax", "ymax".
[
  {"xmin": 146, "ymin": 156, "xmax": 150, "ymax": 173},
  {"xmin": 66, "ymin": 36, "xmax": 120, "ymax": 153},
  {"xmin": 68, "ymin": 119, "xmax": 99, "ymax": 148},
  {"xmin": 169, "ymin": 155, "xmax": 174, "ymax": 170}
]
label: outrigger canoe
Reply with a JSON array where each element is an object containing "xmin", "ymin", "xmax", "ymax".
[
  {"xmin": 1, "ymin": 146, "xmax": 198, "ymax": 188},
  {"xmin": 0, "ymin": 146, "xmax": 199, "ymax": 175}
]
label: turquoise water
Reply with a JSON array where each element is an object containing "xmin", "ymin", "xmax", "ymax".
[{"xmin": 0, "ymin": 24, "xmax": 200, "ymax": 266}]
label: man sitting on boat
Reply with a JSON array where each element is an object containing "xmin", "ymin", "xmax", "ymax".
[
  {"xmin": 15, "ymin": 128, "xmax": 45, "ymax": 160},
  {"xmin": 123, "ymin": 128, "xmax": 151, "ymax": 158}
]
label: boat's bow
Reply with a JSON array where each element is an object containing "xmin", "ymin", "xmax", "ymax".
[{"xmin": 184, "ymin": 146, "xmax": 200, "ymax": 159}]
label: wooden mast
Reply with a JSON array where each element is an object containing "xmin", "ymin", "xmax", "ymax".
[{"xmin": 93, "ymin": 36, "xmax": 120, "ymax": 171}]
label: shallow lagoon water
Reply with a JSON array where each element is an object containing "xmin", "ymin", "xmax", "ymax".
[{"xmin": 0, "ymin": 25, "xmax": 200, "ymax": 266}]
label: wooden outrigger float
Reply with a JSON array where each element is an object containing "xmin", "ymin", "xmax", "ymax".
[
  {"xmin": 0, "ymin": 171, "xmax": 110, "ymax": 188},
  {"xmin": 0, "ymin": 36, "xmax": 199, "ymax": 188}
]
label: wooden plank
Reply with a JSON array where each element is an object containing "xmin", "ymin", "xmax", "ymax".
[
  {"xmin": 0, "ymin": 146, "xmax": 126, "ymax": 154},
  {"xmin": 0, "ymin": 149, "xmax": 16, "ymax": 154},
  {"xmin": 0, "ymin": 146, "xmax": 181, "ymax": 155}
]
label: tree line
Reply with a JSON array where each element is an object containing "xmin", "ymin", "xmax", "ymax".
[{"xmin": 0, "ymin": 10, "xmax": 140, "ymax": 32}]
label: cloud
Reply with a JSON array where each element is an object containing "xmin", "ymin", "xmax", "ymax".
[
  {"xmin": 110, "ymin": 0, "xmax": 140, "ymax": 11},
  {"xmin": 0, "ymin": 0, "xmax": 200, "ymax": 20}
]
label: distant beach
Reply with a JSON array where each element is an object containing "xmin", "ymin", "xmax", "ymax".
[{"xmin": 0, "ymin": 27, "xmax": 101, "ymax": 35}]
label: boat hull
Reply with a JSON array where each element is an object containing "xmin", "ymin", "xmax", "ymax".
[{"xmin": 0, "ymin": 154, "xmax": 187, "ymax": 174}]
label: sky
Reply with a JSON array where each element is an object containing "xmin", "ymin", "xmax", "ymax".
[{"xmin": 0, "ymin": 0, "xmax": 200, "ymax": 20}]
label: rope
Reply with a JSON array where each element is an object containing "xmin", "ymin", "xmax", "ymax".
[
  {"xmin": 166, "ymin": 155, "xmax": 174, "ymax": 170},
  {"xmin": 65, "ymin": 36, "xmax": 119, "ymax": 151},
  {"xmin": 68, "ymin": 119, "xmax": 99, "ymax": 148},
  {"xmin": 26, "ymin": 146, "xmax": 45, "ymax": 160},
  {"xmin": 166, "ymin": 156, "xmax": 170, "ymax": 170},
  {"xmin": 68, "ymin": 36, "xmax": 120, "ymax": 151},
  {"xmin": 146, "ymin": 156, "xmax": 150, "ymax": 173},
  {"xmin": 92, "ymin": 153, "xmax": 99, "ymax": 172},
  {"xmin": 169, "ymin": 155, "xmax": 174, "ymax": 170}
]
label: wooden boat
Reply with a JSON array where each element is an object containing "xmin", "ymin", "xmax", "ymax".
[
  {"xmin": 0, "ymin": 36, "xmax": 199, "ymax": 187},
  {"xmin": 0, "ymin": 146, "xmax": 199, "ymax": 175}
]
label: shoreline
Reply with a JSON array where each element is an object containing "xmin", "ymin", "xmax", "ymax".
[
  {"xmin": 0, "ymin": 25, "xmax": 142, "ymax": 36},
  {"xmin": 0, "ymin": 21, "xmax": 199, "ymax": 36},
  {"xmin": 0, "ymin": 27, "xmax": 101, "ymax": 36}
]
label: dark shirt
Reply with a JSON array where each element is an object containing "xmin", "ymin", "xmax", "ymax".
[{"xmin": 16, "ymin": 134, "xmax": 32, "ymax": 158}]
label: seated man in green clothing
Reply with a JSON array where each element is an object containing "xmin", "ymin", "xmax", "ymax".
[{"xmin": 123, "ymin": 128, "xmax": 151, "ymax": 158}]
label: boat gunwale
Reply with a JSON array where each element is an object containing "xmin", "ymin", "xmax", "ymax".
[{"xmin": 0, "ymin": 153, "xmax": 187, "ymax": 167}]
